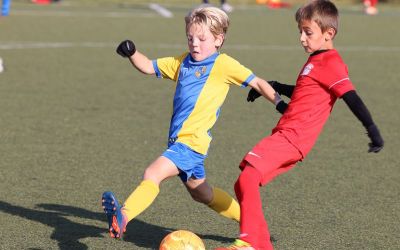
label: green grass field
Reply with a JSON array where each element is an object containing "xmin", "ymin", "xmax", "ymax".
[{"xmin": 1, "ymin": 1, "xmax": 399, "ymax": 249}]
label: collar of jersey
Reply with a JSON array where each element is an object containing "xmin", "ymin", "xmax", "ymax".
[
  {"xmin": 310, "ymin": 49, "xmax": 335, "ymax": 57},
  {"xmin": 188, "ymin": 52, "xmax": 220, "ymax": 66}
]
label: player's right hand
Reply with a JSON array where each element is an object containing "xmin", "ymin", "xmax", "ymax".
[{"xmin": 116, "ymin": 40, "xmax": 136, "ymax": 58}]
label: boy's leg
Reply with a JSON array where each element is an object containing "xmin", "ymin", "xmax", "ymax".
[
  {"xmin": 185, "ymin": 178, "xmax": 240, "ymax": 221},
  {"xmin": 208, "ymin": 186, "xmax": 240, "ymax": 221},
  {"xmin": 102, "ymin": 156, "xmax": 179, "ymax": 238},
  {"xmin": 1, "ymin": 0, "xmax": 11, "ymax": 16},
  {"xmin": 122, "ymin": 180, "xmax": 160, "ymax": 220},
  {"xmin": 123, "ymin": 156, "xmax": 179, "ymax": 221},
  {"xmin": 235, "ymin": 165, "xmax": 272, "ymax": 249},
  {"xmin": 102, "ymin": 191, "xmax": 128, "ymax": 238},
  {"xmin": 217, "ymin": 132, "xmax": 302, "ymax": 249},
  {"xmin": 221, "ymin": 1, "xmax": 234, "ymax": 13}
]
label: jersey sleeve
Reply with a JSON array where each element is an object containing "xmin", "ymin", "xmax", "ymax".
[
  {"xmin": 310, "ymin": 54, "xmax": 355, "ymax": 97},
  {"xmin": 218, "ymin": 54, "xmax": 255, "ymax": 87},
  {"xmin": 153, "ymin": 53, "xmax": 188, "ymax": 81}
]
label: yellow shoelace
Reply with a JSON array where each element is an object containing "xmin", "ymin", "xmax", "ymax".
[{"xmin": 227, "ymin": 239, "xmax": 252, "ymax": 249}]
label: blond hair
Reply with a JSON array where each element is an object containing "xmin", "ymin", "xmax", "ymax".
[
  {"xmin": 295, "ymin": 0, "xmax": 339, "ymax": 36},
  {"xmin": 185, "ymin": 6, "xmax": 229, "ymax": 46}
]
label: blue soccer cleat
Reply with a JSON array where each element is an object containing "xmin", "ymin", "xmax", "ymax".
[{"xmin": 101, "ymin": 191, "xmax": 127, "ymax": 239}]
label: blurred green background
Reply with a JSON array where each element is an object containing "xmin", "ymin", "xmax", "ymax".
[{"xmin": 8, "ymin": 0, "xmax": 400, "ymax": 4}]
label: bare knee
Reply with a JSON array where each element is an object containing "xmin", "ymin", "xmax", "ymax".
[
  {"xmin": 185, "ymin": 179, "xmax": 213, "ymax": 204},
  {"xmin": 193, "ymin": 192, "xmax": 213, "ymax": 204},
  {"xmin": 188, "ymin": 190, "xmax": 209, "ymax": 204},
  {"xmin": 142, "ymin": 156, "xmax": 180, "ymax": 184}
]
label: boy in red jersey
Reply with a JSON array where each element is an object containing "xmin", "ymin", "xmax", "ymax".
[{"xmin": 216, "ymin": 0, "xmax": 384, "ymax": 249}]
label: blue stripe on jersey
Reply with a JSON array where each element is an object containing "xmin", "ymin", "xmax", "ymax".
[
  {"xmin": 169, "ymin": 52, "xmax": 219, "ymax": 140},
  {"xmin": 153, "ymin": 60, "xmax": 162, "ymax": 78},
  {"xmin": 242, "ymin": 74, "xmax": 256, "ymax": 88}
]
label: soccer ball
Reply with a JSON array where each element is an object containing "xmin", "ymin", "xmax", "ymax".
[{"xmin": 159, "ymin": 230, "xmax": 205, "ymax": 250}]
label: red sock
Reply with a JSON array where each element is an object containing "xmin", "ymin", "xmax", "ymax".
[
  {"xmin": 235, "ymin": 165, "xmax": 273, "ymax": 249},
  {"xmin": 369, "ymin": 0, "xmax": 378, "ymax": 7}
]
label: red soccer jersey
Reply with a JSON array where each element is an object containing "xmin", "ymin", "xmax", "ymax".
[{"xmin": 273, "ymin": 50, "xmax": 355, "ymax": 156}]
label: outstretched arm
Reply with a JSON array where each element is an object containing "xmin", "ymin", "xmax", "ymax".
[
  {"xmin": 116, "ymin": 40, "xmax": 155, "ymax": 75},
  {"xmin": 342, "ymin": 90, "xmax": 384, "ymax": 153},
  {"xmin": 269, "ymin": 81, "xmax": 295, "ymax": 98},
  {"xmin": 247, "ymin": 80, "xmax": 295, "ymax": 102},
  {"xmin": 248, "ymin": 77, "xmax": 288, "ymax": 114}
]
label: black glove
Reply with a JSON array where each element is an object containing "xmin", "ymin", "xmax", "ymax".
[
  {"xmin": 276, "ymin": 100, "xmax": 288, "ymax": 114},
  {"xmin": 247, "ymin": 86, "xmax": 288, "ymax": 114},
  {"xmin": 366, "ymin": 124, "xmax": 384, "ymax": 153},
  {"xmin": 247, "ymin": 88, "xmax": 262, "ymax": 102},
  {"xmin": 269, "ymin": 80, "xmax": 295, "ymax": 98},
  {"xmin": 247, "ymin": 81, "xmax": 289, "ymax": 102},
  {"xmin": 247, "ymin": 81, "xmax": 275, "ymax": 102},
  {"xmin": 268, "ymin": 80, "xmax": 279, "ymax": 91},
  {"xmin": 116, "ymin": 40, "xmax": 136, "ymax": 58}
]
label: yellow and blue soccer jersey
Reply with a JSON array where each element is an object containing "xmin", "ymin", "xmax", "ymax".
[{"xmin": 152, "ymin": 52, "xmax": 255, "ymax": 155}]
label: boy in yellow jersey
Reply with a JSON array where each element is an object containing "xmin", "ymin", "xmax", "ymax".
[{"xmin": 101, "ymin": 6, "xmax": 287, "ymax": 239}]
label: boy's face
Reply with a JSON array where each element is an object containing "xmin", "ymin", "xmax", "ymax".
[
  {"xmin": 187, "ymin": 23, "xmax": 223, "ymax": 61},
  {"xmin": 298, "ymin": 19, "xmax": 335, "ymax": 53}
]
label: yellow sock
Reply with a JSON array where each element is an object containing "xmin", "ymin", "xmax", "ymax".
[
  {"xmin": 122, "ymin": 180, "xmax": 160, "ymax": 222},
  {"xmin": 207, "ymin": 187, "xmax": 240, "ymax": 222}
]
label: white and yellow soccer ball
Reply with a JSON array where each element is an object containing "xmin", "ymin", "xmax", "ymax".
[{"xmin": 159, "ymin": 230, "xmax": 205, "ymax": 250}]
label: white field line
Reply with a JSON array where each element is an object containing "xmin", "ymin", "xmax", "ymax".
[
  {"xmin": 148, "ymin": 3, "xmax": 173, "ymax": 18},
  {"xmin": 0, "ymin": 42, "xmax": 115, "ymax": 50},
  {"xmin": 0, "ymin": 42, "xmax": 400, "ymax": 53},
  {"xmin": 12, "ymin": 9, "xmax": 157, "ymax": 18},
  {"xmin": 12, "ymin": 4, "xmax": 173, "ymax": 18},
  {"xmin": 9, "ymin": 5, "xmax": 400, "ymax": 18}
]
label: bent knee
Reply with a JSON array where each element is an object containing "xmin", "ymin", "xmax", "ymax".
[
  {"xmin": 190, "ymin": 193, "xmax": 207, "ymax": 203},
  {"xmin": 187, "ymin": 189, "xmax": 213, "ymax": 204},
  {"xmin": 235, "ymin": 166, "xmax": 262, "ymax": 189}
]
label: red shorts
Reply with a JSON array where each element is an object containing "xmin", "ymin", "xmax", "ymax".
[{"xmin": 240, "ymin": 131, "xmax": 303, "ymax": 186}]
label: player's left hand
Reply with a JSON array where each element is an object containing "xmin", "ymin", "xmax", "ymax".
[
  {"xmin": 367, "ymin": 124, "xmax": 384, "ymax": 153},
  {"xmin": 247, "ymin": 88, "xmax": 261, "ymax": 102}
]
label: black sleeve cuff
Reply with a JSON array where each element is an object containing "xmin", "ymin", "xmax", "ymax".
[{"xmin": 276, "ymin": 101, "xmax": 288, "ymax": 114}]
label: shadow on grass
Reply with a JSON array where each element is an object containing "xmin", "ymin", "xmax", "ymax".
[{"xmin": 0, "ymin": 201, "xmax": 233, "ymax": 249}]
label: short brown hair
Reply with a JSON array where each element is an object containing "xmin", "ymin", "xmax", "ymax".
[{"xmin": 295, "ymin": 0, "xmax": 339, "ymax": 36}]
